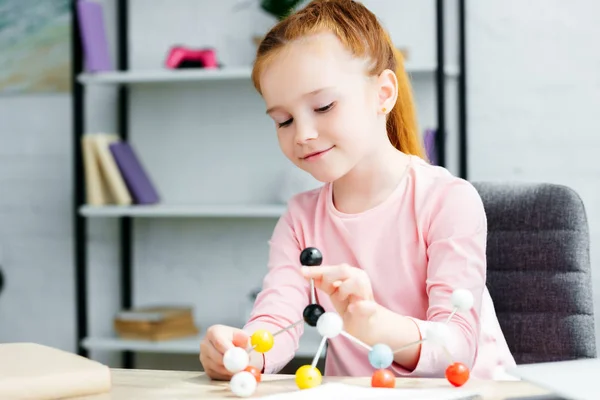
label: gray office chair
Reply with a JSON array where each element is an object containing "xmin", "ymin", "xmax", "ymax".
[{"xmin": 472, "ymin": 182, "xmax": 596, "ymax": 364}]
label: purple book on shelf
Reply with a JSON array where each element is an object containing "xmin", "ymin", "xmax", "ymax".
[
  {"xmin": 109, "ymin": 142, "xmax": 160, "ymax": 205},
  {"xmin": 424, "ymin": 129, "xmax": 437, "ymax": 165},
  {"xmin": 77, "ymin": 0, "xmax": 112, "ymax": 72}
]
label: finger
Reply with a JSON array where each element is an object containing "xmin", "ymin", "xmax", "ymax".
[
  {"xmin": 310, "ymin": 275, "xmax": 339, "ymax": 296},
  {"xmin": 232, "ymin": 331, "xmax": 249, "ymax": 349},
  {"xmin": 335, "ymin": 278, "xmax": 359, "ymax": 303},
  {"xmin": 301, "ymin": 265, "xmax": 353, "ymax": 281},
  {"xmin": 201, "ymin": 333, "xmax": 236, "ymax": 380},
  {"xmin": 201, "ymin": 348, "xmax": 220, "ymax": 379},
  {"xmin": 205, "ymin": 366, "xmax": 232, "ymax": 381},
  {"xmin": 209, "ymin": 333, "xmax": 234, "ymax": 355},
  {"xmin": 335, "ymin": 276, "xmax": 369, "ymax": 303},
  {"xmin": 303, "ymin": 265, "xmax": 355, "ymax": 296},
  {"xmin": 206, "ymin": 356, "xmax": 233, "ymax": 378},
  {"xmin": 202, "ymin": 343, "xmax": 234, "ymax": 377}
]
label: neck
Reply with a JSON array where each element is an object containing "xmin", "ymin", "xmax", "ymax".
[{"xmin": 332, "ymin": 139, "xmax": 412, "ymax": 214}]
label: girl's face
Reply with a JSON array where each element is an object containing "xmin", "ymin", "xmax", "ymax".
[{"xmin": 259, "ymin": 32, "xmax": 387, "ymax": 183}]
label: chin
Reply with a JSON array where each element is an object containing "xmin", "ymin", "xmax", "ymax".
[
  {"xmin": 292, "ymin": 151, "xmax": 354, "ymax": 183},
  {"xmin": 306, "ymin": 166, "xmax": 350, "ymax": 183}
]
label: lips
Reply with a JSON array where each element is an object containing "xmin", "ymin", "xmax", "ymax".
[{"xmin": 301, "ymin": 146, "xmax": 334, "ymax": 160}]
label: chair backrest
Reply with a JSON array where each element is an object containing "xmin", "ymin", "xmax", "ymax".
[{"xmin": 472, "ymin": 182, "xmax": 596, "ymax": 364}]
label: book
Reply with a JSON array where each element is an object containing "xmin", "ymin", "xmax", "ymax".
[
  {"xmin": 0, "ymin": 343, "xmax": 111, "ymax": 399},
  {"xmin": 81, "ymin": 133, "xmax": 112, "ymax": 205},
  {"xmin": 81, "ymin": 133, "xmax": 161, "ymax": 206},
  {"xmin": 115, "ymin": 305, "xmax": 193, "ymax": 324},
  {"xmin": 115, "ymin": 315, "xmax": 195, "ymax": 333},
  {"xmin": 424, "ymin": 129, "xmax": 437, "ymax": 165},
  {"xmin": 114, "ymin": 305, "xmax": 199, "ymax": 341},
  {"xmin": 93, "ymin": 134, "xmax": 132, "ymax": 205},
  {"xmin": 76, "ymin": 0, "xmax": 113, "ymax": 72},
  {"xmin": 109, "ymin": 141, "xmax": 160, "ymax": 205},
  {"xmin": 116, "ymin": 327, "xmax": 199, "ymax": 341}
]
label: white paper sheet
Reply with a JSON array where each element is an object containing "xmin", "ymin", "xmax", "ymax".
[{"xmin": 257, "ymin": 383, "xmax": 481, "ymax": 400}]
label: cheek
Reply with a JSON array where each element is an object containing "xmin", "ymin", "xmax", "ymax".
[
  {"xmin": 277, "ymin": 131, "xmax": 297, "ymax": 160},
  {"xmin": 323, "ymin": 106, "xmax": 370, "ymax": 144}
]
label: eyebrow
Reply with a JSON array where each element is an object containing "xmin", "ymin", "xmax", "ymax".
[{"xmin": 266, "ymin": 86, "xmax": 335, "ymax": 115}]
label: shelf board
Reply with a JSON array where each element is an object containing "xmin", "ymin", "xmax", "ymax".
[
  {"xmin": 78, "ymin": 64, "xmax": 459, "ymax": 85},
  {"xmin": 79, "ymin": 204, "xmax": 287, "ymax": 218},
  {"xmin": 82, "ymin": 329, "xmax": 325, "ymax": 359},
  {"xmin": 78, "ymin": 67, "xmax": 254, "ymax": 85}
]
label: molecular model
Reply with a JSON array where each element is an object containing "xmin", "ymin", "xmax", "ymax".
[{"xmin": 222, "ymin": 247, "xmax": 475, "ymax": 398}]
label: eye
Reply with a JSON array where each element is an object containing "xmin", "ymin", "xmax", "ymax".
[
  {"xmin": 278, "ymin": 117, "xmax": 293, "ymax": 128},
  {"xmin": 315, "ymin": 102, "xmax": 335, "ymax": 113}
]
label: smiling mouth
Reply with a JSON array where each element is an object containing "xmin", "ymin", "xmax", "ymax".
[{"xmin": 301, "ymin": 146, "xmax": 334, "ymax": 160}]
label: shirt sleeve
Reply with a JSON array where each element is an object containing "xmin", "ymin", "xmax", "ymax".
[
  {"xmin": 242, "ymin": 207, "xmax": 311, "ymax": 374},
  {"xmin": 391, "ymin": 180, "xmax": 487, "ymax": 378}
]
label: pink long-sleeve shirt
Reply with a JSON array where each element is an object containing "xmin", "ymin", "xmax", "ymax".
[{"xmin": 243, "ymin": 155, "xmax": 516, "ymax": 379}]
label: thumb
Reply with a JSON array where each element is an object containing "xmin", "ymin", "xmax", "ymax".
[{"xmin": 232, "ymin": 330, "xmax": 250, "ymax": 348}]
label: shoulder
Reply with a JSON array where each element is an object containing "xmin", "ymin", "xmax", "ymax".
[
  {"xmin": 408, "ymin": 156, "xmax": 486, "ymax": 236},
  {"xmin": 267, "ymin": 184, "xmax": 329, "ymax": 255},
  {"xmin": 408, "ymin": 156, "xmax": 482, "ymax": 208},
  {"xmin": 286, "ymin": 185, "xmax": 325, "ymax": 215},
  {"xmin": 272, "ymin": 185, "xmax": 326, "ymax": 237}
]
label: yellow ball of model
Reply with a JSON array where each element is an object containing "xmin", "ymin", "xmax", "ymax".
[
  {"xmin": 295, "ymin": 365, "xmax": 322, "ymax": 389},
  {"xmin": 250, "ymin": 329, "xmax": 274, "ymax": 353}
]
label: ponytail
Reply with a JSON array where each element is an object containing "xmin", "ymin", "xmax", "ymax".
[{"xmin": 386, "ymin": 46, "xmax": 426, "ymax": 159}]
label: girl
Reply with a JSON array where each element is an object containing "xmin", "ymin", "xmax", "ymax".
[{"xmin": 200, "ymin": 0, "xmax": 516, "ymax": 381}]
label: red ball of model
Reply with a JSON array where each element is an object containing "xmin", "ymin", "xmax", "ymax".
[
  {"xmin": 244, "ymin": 365, "xmax": 261, "ymax": 383},
  {"xmin": 371, "ymin": 369, "xmax": 395, "ymax": 388},
  {"xmin": 445, "ymin": 362, "xmax": 470, "ymax": 387}
]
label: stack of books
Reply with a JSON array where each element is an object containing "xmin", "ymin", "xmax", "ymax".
[
  {"xmin": 114, "ymin": 305, "xmax": 199, "ymax": 341},
  {"xmin": 81, "ymin": 133, "xmax": 160, "ymax": 206}
]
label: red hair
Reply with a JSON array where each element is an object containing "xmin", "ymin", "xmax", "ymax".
[{"xmin": 251, "ymin": 0, "xmax": 425, "ymax": 159}]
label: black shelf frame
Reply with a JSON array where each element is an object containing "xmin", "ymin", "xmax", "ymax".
[
  {"xmin": 435, "ymin": 0, "xmax": 468, "ymax": 177},
  {"xmin": 70, "ymin": 0, "xmax": 468, "ymax": 368},
  {"xmin": 71, "ymin": 0, "xmax": 134, "ymax": 368},
  {"xmin": 71, "ymin": 0, "xmax": 86, "ymax": 360}
]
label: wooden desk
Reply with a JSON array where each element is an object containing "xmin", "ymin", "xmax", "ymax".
[{"xmin": 74, "ymin": 368, "xmax": 552, "ymax": 400}]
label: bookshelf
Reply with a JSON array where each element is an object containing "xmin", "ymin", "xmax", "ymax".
[{"xmin": 71, "ymin": 0, "xmax": 468, "ymax": 369}]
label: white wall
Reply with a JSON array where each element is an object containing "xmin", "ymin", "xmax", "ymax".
[
  {"xmin": 0, "ymin": 0, "xmax": 598, "ymax": 370},
  {"xmin": 467, "ymin": 0, "xmax": 600, "ymax": 331}
]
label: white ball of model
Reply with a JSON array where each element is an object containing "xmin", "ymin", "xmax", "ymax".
[
  {"xmin": 223, "ymin": 347, "xmax": 249, "ymax": 373},
  {"xmin": 317, "ymin": 312, "xmax": 343, "ymax": 338},
  {"xmin": 229, "ymin": 370, "xmax": 257, "ymax": 398},
  {"xmin": 451, "ymin": 289, "xmax": 474, "ymax": 311},
  {"xmin": 223, "ymin": 347, "xmax": 257, "ymax": 397}
]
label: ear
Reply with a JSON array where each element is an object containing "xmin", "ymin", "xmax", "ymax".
[{"xmin": 376, "ymin": 69, "xmax": 398, "ymax": 115}]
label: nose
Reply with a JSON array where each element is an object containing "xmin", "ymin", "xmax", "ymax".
[{"xmin": 294, "ymin": 119, "xmax": 318, "ymax": 145}]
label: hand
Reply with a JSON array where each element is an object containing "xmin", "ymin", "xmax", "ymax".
[
  {"xmin": 301, "ymin": 264, "xmax": 378, "ymax": 325},
  {"xmin": 200, "ymin": 324, "xmax": 260, "ymax": 380}
]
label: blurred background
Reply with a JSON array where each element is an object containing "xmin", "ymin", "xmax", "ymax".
[{"xmin": 0, "ymin": 0, "xmax": 598, "ymax": 373}]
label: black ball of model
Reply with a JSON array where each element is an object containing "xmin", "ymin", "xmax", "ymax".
[
  {"xmin": 303, "ymin": 303, "xmax": 325, "ymax": 327},
  {"xmin": 300, "ymin": 247, "xmax": 322, "ymax": 266}
]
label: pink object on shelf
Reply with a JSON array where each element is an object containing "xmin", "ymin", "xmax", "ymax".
[{"xmin": 165, "ymin": 46, "xmax": 219, "ymax": 69}]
